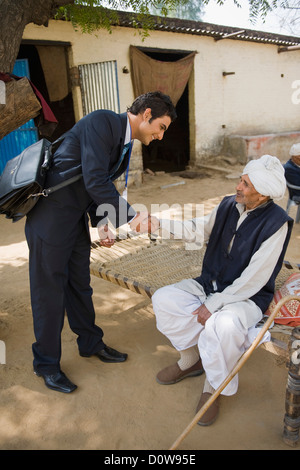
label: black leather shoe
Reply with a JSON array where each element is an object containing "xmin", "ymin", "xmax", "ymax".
[
  {"xmin": 80, "ymin": 345, "xmax": 128, "ymax": 363},
  {"xmin": 34, "ymin": 370, "xmax": 77, "ymax": 393}
]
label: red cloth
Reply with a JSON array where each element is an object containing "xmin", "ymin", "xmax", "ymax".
[
  {"xmin": 29, "ymin": 80, "xmax": 58, "ymax": 124},
  {"xmin": 0, "ymin": 72, "xmax": 13, "ymax": 82}
]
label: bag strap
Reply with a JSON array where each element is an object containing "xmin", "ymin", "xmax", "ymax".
[
  {"xmin": 41, "ymin": 133, "xmax": 68, "ymax": 171},
  {"xmin": 31, "ymin": 132, "xmax": 82, "ymax": 198},
  {"xmin": 52, "ymin": 133, "xmax": 68, "ymax": 146},
  {"xmin": 30, "ymin": 173, "xmax": 82, "ymax": 198},
  {"xmin": 43, "ymin": 173, "xmax": 83, "ymax": 196}
]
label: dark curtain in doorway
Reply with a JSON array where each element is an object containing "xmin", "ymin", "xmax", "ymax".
[{"xmin": 129, "ymin": 45, "xmax": 195, "ymax": 105}]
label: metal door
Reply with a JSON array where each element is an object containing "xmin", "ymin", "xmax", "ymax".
[
  {"xmin": 78, "ymin": 61, "xmax": 120, "ymax": 115},
  {"xmin": 0, "ymin": 59, "xmax": 39, "ymax": 173}
]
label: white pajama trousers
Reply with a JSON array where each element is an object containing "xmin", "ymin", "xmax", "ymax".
[{"xmin": 152, "ymin": 284, "xmax": 263, "ymax": 396}]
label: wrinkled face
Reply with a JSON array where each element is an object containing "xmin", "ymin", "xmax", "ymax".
[
  {"xmin": 292, "ymin": 154, "xmax": 300, "ymax": 166},
  {"xmin": 137, "ymin": 108, "xmax": 171, "ymax": 146},
  {"xmin": 235, "ymin": 174, "xmax": 268, "ymax": 210}
]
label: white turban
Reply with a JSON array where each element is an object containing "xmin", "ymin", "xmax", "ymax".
[
  {"xmin": 242, "ymin": 155, "xmax": 286, "ymax": 200},
  {"xmin": 290, "ymin": 143, "xmax": 300, "ymax": 156}
]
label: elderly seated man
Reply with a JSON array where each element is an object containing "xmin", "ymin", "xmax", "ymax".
[{"xmin": 151, "ymin": 155, "xmax": 293, "ymax": 426}]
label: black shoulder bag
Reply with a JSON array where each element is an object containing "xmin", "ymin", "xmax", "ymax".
[{"xmin": 0, "ymin": 134, "xmax": 82, "ymax": 222}]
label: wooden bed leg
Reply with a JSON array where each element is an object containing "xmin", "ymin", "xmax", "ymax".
[{"xmin": 283, "ymin": 326, "xmax": 300, "ymax": 447}]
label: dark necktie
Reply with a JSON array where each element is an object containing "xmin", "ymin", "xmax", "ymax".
[{"xmin": 110, "ymin": 142, "xmax": 131, "ymax": 180}]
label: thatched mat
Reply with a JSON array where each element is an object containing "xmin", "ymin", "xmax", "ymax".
[{"xmin": 0, "ymin": 164, "xmax": 299, "ymax": 451}]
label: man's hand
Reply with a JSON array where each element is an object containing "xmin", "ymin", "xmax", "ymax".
[
  {"xmin": 192, "ymin": 304, "xmax": 212, "ymax": 325},
  {"xmin": 129, "ymin": 211, "xmax": 149, "ymax": 232},
  {"xmin": 148, "ymin": 215, "xmax": 160, "ymax": 233},
  {"xmin": 129, "ymin": 211, "xmax": 160, "ymax": 234},
  {"xmin": 98, "ymin": 224, "xmax": 115, "ymax": 248}
]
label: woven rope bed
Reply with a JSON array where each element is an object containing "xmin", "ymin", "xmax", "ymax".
[
  {"xmin": 90, "ymin": 236, "xmax": 207, "ymax": 298},
  {"xmin": 90, "ymin": 235, "xmax": 299, "ymax": 300},
  {"xmin": 90, "ymin": 235, "xmax": 299, "ymax": 345},
  {"xmin": 90, "ymin": 236, "xmax": 300, "ymax": 446}
]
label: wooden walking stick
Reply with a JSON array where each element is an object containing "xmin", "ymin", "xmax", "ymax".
[{"xmin": 169, "ymin": 295, "xmax": 300, "ymax": 450}]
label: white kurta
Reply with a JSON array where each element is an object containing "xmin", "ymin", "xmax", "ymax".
[{"xmin": 153, "ymin": 202, "xmax": 288, "ymax": 396}]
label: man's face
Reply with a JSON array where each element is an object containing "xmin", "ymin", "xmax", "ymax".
[
  {"xmin": 292, "ymin": 154, "xmax": 300, "ymax": 166},
  {"xmin": 137, "ymin": 108, "xmax": 171, "ymax": 146},
  {"xmin": 235, "ymin": 174, "xmax": 268, "ymax": 210}
]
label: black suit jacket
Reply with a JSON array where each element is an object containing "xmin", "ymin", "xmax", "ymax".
[{"xmin": 26, "ymin": 110, "xmax": 135, "ymax": 246}]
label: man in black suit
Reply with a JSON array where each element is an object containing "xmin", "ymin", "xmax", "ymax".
[{"xmin": 25, "ymin": 91, "xmax": 176, "ymax": 393}]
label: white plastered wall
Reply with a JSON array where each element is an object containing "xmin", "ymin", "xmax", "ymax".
[{"xmin": 23, "ymin": 20, "xmax": 300, "ymax": 166}]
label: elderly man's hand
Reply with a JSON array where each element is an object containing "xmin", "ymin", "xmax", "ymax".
[
  {"xmin": 129, "ymin": 212, "xmax": 160, "ymax": 234},
  {"xmin": 149, "ymin": 215, "xmax": 160, "ymax": 233},
  {"xmin": 192, "ymin": 304, "xmax": 212, "ymax": 325},
  {"xmin": 98, "ymin": 224, "xmax": 115, "ymax": 248}
]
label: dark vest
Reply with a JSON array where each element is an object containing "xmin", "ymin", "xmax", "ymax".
[{"xmin": 195, "ymin": 195, "xmax": 293, "ymax": 313}]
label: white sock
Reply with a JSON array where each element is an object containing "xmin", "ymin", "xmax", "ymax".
[
  {"xmin": 203, "ymin": 378, "xmax": 215, "ymax": 394},
  {"xmin": 177, "ymin": 346, "xmax": 200, "ymax": 371}
]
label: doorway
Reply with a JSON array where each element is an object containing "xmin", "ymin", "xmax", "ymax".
[
  {"xmin": 17, "ymin": 42, "xmax": 75, "ymax": 140},
  {"xmin": 138, "ymin": 47, "xmax": 191, "ymax": 173}
]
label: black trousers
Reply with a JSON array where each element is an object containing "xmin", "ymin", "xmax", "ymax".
[{"xmin": 25, "ymin": 217, "xmax": 104, "ymax": 374}]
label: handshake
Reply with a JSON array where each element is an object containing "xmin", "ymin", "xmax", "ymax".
[
  {"xmin": 129, "ymin": 211, "xmax": 160, "ymax": 234},
  {"xmin": 97, "ymin": 211, "xmax": 160, "ymax": 248}
]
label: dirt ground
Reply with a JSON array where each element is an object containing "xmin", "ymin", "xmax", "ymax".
[{"xmin": 0, "ymin": 162, "xmax": 299, "ymax": 451}]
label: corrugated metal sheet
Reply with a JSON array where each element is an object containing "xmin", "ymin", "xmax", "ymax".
[
  {"xmin": 0, "ymin": 59, "xmax": 38, "ymax": 174},
  {"xmin": 0, "ymin": 122, "xmax": 39, "ymax": 174},
  {"xmin": 79, "ymin": 61, "xmax": 120, "ymax": 115}
]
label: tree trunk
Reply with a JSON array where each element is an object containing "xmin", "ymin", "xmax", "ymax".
[
  {"xmin": 0, "ymin": 77, "xmax": 42, "ymax": 139},
  {"xmin": 0, "ymin": 0, "xmax": 70, "ymax": 72},
  {"xmin": 0, "ymin": 0, "xmax": 71, "ymax": 138}
]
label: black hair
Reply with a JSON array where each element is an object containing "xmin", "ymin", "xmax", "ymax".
[{"xmin": 127, "ymin": 91, "xmax": 177, "ymax": 122}]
